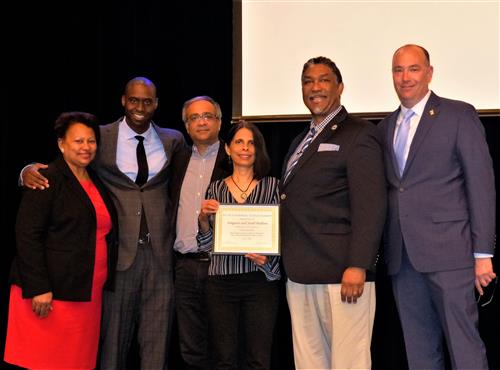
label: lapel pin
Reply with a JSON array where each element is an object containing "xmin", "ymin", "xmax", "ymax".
[
  {"xmin": 429, "ymin": 109, "xmax": 435, "ymax": 116},
  {"xmin": 331, "ymin": 124, "xmax": 338, "ymax": 131}
]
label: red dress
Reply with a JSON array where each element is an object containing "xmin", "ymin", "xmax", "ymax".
[{"xmin": 4, "ymin": 179, "xmax": 111, "ymax": 370}]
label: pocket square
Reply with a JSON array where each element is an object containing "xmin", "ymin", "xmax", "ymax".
[{"xmin": 318, "ymin": 143, "xmax": 340, "ymax": 152}]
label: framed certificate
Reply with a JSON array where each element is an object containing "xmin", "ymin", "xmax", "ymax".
[{"xmin": 213, "ymin": 204, "xmax": 280, "ymax": 255}]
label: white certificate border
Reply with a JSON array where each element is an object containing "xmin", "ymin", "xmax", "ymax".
[{"xmin": 213, "ymin": 204, "xmax": 280, "ymax": 255}]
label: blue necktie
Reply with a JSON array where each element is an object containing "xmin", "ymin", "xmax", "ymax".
[
  {"xmin": 394, "ymin": 110, "xmax": 415, "ymax": 176},
  {"xmin": 284, "ymin": 126, "xmax": 316, "ymax": 181}
]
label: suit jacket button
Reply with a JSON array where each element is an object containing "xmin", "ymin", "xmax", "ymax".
[
  {"xmin": 399, "ymin": 187, "xmax": 405, "ymax": 192},
  {"xmin": 280, "ymin": 193, "xmax": 286, "ymax": 200}
]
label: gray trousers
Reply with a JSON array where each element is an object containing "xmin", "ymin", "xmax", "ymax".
[{"xmin": 99, "ymin": 244, "xmax": 174, "ymax": 369}]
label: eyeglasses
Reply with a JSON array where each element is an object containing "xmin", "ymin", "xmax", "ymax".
[
  {"xmin": 187, "ymin": 112, "xmax": 219, "ymax": 123},
  {"xmin": 476, "ymin": 276, "xmax": 497, "ymax": 307}
]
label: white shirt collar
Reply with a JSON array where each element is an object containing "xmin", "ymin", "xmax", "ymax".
[
  {"xmin": 399, "ymin": 90, "xmax": 432, "ymax": 119},
  {"xmin": 119, "ymin": 117, "xmax": 154, "ymax": 141}
]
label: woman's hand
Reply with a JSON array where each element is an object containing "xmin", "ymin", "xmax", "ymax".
[
  {"xmin": 245, "ymin": 253, "xmax": 268, "ymax": 266},
  {"xmin": 32, "ymin": 292, "xmax": 53, "ymax": 318},
  {"xmin": 199, "ymin": 199, "xmax": 220, "ymax": 232}
]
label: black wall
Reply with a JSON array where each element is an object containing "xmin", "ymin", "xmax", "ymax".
[{"xmin": 2, "ymin": 2, "xmax": 498, "ymax": 369}]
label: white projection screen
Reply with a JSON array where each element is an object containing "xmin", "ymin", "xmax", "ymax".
[{"xmin": 233, "ymin": 0, "xmax": 500, "ymax": 120}]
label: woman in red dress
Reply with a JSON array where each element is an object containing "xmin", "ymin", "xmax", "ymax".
[{"xmin": 4, "ymin": 111, "xmax": 118, "ymax": 369}]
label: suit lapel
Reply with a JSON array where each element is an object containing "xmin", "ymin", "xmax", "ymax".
[
  {"xmin": 280, "ymin": 127, "xmax": 308, "ymax": 181},
  {"xmin": 403, "ymin": 93, "xmax": 441, "ymax": 177},
  {"xmin": 282, "ymin": 108, "xmax": 347, "ymax": 187},
  {"xmin": 97, "ymin": 120, "xmax": 132, "ymax": 184},
  {"xmin": 386, "ymin": 110, "xmax": 401, "ymax": 179},
  {"xmin": 54, "ymin": 157, "xmax": 96, "ymax": 220},
  {"xmin": 211, "ymin": 140, "xmax": 231, "ymax": 182},
  {"xmin": 99, "ymin": 120, "xmax": 119, "ymax": 170},
  {"xmin": 89, "ymin": 167, "xmax": 118, "ymax": 226}
]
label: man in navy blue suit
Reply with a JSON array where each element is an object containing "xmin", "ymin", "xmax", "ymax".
[{"xmin": 378, "ymin": 44, "xmax": 496, "ymax": 369}]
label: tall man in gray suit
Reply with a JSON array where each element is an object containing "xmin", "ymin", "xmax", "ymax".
[
  {"xmin": 279, "ymin": 56, "xmax": 387, "ymax": 369},
  {"xmin": 378, "ymin": 44, "xmax": 496, "ymax": 370},
  {"xmin": 22, "ymin": 77, "xmax": 185, "ymax": 369}
]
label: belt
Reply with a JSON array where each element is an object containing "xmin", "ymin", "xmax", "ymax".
[{"xmin": 175, "ymin": 251, "xmax": 210, "ymax": 262}]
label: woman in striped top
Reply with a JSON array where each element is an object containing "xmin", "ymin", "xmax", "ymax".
[{"xmin": 197, "ymin": 121, "xmax": 281, "ymax": 370}]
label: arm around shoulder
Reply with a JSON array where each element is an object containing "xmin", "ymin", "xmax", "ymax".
[{"xmin": 20, "ymin": 162, "xmax": 49, "ymax": 190}]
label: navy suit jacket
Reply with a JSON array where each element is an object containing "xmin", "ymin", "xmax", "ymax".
[
  {"xmin": 279, "ymin": 107, "xmax": 387, "ymax": 284},
  {"xmin": 378, "ymin": 92, "xmax": 496, "ymax": 275}
]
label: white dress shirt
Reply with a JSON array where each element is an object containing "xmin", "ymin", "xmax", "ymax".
[{"xmin": 116, "ymin": 118, "xmax": 167, "ymax": 182}]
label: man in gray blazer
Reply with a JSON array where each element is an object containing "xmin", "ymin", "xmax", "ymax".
[
  {"xmin": 22, "ymin": 77, "xmax": 185, "ymax": 369},
  {"xmin": 378, "ymin": 44, "xmax": 496, "ymax": 369}
]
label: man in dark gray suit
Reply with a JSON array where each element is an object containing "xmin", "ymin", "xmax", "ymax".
[
  {"xmin": 22, "ymin": 77, "xmax": 185, "ymax": 369},
  {"xmin": 378, "ymin": 44, "xmax": 496, "ymax": 370}
]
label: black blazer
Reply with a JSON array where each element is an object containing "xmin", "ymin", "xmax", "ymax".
[
  {"xmin": 168, "ymin": 140, "xmax": 232, "ymax": 240},
  {"xmin": 279, "ymin": 107, "xmax": 387, "ymax": 284},
  {"xmin": 11, "ymin": 156, "xmax": 118, "ymax": 301}
]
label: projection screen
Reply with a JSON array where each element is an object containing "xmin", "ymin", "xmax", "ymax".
[{"xmin": 233, "ymin": 0, "xmax": 500, "ymax": 120}]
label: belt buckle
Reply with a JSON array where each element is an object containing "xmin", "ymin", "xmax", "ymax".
[
  {"xmin": 138, "ymin": 233, "xmax": 151, "ymax": 245},
  {"xmin": 198, "ymin": 253, "xmax": 210, "ymax": 262}
]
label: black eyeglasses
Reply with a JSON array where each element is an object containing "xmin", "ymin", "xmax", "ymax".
[
  {"xmin": 476, "ymin": 276, "xmax": 497, "ymax": 307},
  {"xmin": 187, "ymin": 112, "xmax": 219, "ymax": 123}
]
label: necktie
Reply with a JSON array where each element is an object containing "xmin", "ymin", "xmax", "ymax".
[
  {"xmin": 284, "ymin": 126, "xmax": 316, "ymax": 181},
  {"xmin": 135, "ymin": 135, "xmax": 149, "ymax": 186},
  {"xmin": 394, "ymin": 110, "xmax": 415, "ymax": 176},
  {"xmin": 135, "ymin": 135, "xmax": 150, "ymax": 245}
]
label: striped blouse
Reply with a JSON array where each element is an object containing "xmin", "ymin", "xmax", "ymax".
[{"xmin": 196, "ymin": 176, "xmax": 281, "ymax": 281}]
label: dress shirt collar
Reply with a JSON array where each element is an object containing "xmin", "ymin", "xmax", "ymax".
[
  {"xmin": 192, "ymin": 140, "xmax": 220, "ymax": 158},
  {"xmin": 399, "ymin": 90, "xmax": 432, "ymax": 120},
  {"xmin": 119, "ymin": 117, "xmax": 154, "ymax": 142},
  {"xmin": 309, "ymin": 105, "xmax": 343, "ymax": 135}
]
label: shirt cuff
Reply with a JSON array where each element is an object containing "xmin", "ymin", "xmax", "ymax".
[
  {"xmin": 474, "ymin": 253, "xmax": 494, "ymax": 258},
  {"xmin": 19, "ymin": 164, "xmax": 33, "ymax": 186}
]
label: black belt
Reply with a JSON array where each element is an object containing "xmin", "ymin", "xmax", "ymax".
[{"xmin": 175, "ymin": 251, "xmax": 210, "ymax": 262}]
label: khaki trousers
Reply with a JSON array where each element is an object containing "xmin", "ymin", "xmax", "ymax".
[{"xmin": 286, "ymin": 279, "xmax": 375, "ymax": 370}]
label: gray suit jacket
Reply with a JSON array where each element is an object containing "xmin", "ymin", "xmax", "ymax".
[
  {"xmin": 93, "ymin": 119, "xmax": 185, "ymax": 271},
  {"xmin": 378, "ymin": 92, "xmax": 496, "ymax": 275}
]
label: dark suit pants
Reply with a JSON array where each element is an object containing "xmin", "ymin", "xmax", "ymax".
[
  {"xmin": 174, "ymin": 254, "xmax": 211, "ymax": 370},
  {"xmin": 100, "ymin": 244, "xmax": 174, "ymax": 370},
  {"xmin": 392, "ymin": 250, "xmax": 488, "ymax": 370},
  {"xmin": 206, "ymin": 272, "xmax": 279, "ymax": 370}
]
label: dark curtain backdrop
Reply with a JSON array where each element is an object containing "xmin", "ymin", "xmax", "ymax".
[{"xmin": 1, "ymin": 2, "xmax": 498, "ymax": 369}]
